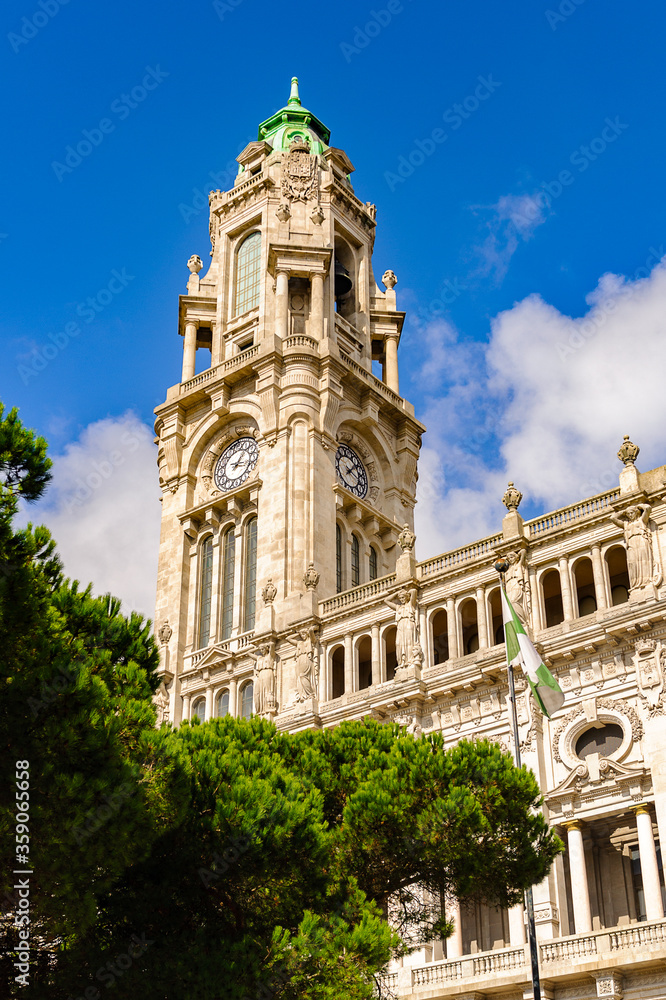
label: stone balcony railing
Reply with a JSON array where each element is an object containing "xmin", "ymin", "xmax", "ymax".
[{"xmin": 387, "ymin": 919, "xmax": 666, "ymax": 996}]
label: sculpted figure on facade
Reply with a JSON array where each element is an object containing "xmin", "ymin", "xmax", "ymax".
[
  {"xmin": 249, "ymin": 641, "xmax": 277, "ymax": 716},
  {"xmin": 504, "ymin": 549, "xmax": 532, "ymax": 627},
  {"xmin": 154, "ymin": 681, "xmax": 170, "ymax": 724},
  {"xmin": 287, "ymin": 626, "xmax": 319, "ymax": 702},
  {"xmin": 610, "ymin": 503, "xmax": 655, "ymax": 589},
  {"xmin": 385, "ymin": 586, "xmax": 419, "ymax": 667}
]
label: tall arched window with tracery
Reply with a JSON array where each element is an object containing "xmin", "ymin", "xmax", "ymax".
[
  {"xmin": 369, "ymin": 545, "xmax": 378, "ymax": 581},
  {"xmin": 336, "ymin": 524, "xmax": 343, "ymax": 593},
  {"xmin": 221, "ymin": 528, "xmax": 236, "ymax": 640},
  {"xmin": 198, "ymin": 536, "xmax": 213, "ymax": 648},
  {"xmin": 235, "ymin": 232, "xmax": 261, "ymax": 316},
  {"xmin": 240, "ymin": 681, "xmax": 254, "ymax": 719},
  {"xmin": 243, "ymin": 517, "xmax": 258, "ymax": 633}
]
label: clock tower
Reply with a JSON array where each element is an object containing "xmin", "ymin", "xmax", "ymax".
[{"xmin": 154, "ymin": 78, "xmax": 424, "ymax": 723}]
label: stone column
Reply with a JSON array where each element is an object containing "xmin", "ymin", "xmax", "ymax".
[
  {"xmin": 310, "ymin": 272, "xmax": 324, "ymax": 340},
  {"xmin": 529, "ymin": 566, "xmax": 542, "ymax": 631},
  {"xmin": 476, "ymin": 587, "xmax": 488, "ymax": 649},
  {"xmin": 446, "ymin": 597, "xmax": 458, "ymax": 660},
  {"xmin": 211, "ymin": 321, "xmax": 223, "ymax": 367},
  {"xmin": 182, "ymin": 693, "xmax": 191, "ymax": 721},
  {"xmin": 559, "ymin": 556, "xmax": 575, "ymax": 621},
  {"xmin": 385, "ymin": 334, "xmax": 399, "ymax": 393},
  {"xmin": 371, "ymin": 625, "xmax": 382, "ymax": 683},
  {"xmin": 205, "ymin": 686, "xmax": 214, "ymax": 721},
  {"xmin": 344, "ymin": 633, "xmax": 354, "ymax": 693},
  {"xmin": 228, "ymin": 677, "xmax": 238, "ymax": 717},
  {"xmin": 446, "ymin": 899, "xmax": 463, "ymax": 958},
  {"xmin": 591, "ymin": 543, "xmax": 608, "ymax": 610},
  {"xmin": 182, "ymin": 320, "xmax": 198, "ymax": 382},
  {"xmin": 635, "ymin": 805, "xmax": 664, "ymax": 920},
  {"xmin": 508, "ymin": 903, "xmax": 526, "ymax": 946},
  {"xmin": 565, "ymin": 821, "xmax": 592, "ymax": 933},
  {"xmin": 275, "ymin": 269, "xmax": 290, "ymax": 341},
  {"xmin": 419, "ymin": 609, "xmax": 429, "ymax": 667}
]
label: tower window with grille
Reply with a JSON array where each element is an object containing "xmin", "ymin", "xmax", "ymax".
[
  {"xmin": 351, "ymin": 534, "xmax": 360, "ymax": 587},
  {"xmin": 243, "ymin": 518, "xmax": 257, "ymax": 633},
  {"xmin": 336, "ymin": 524, "xmax": 343, "ymax": 593},
  {"xmin": 198, "ymin": 537, "xmax": 213, "ymax": 648},
  {"xmin": 369, "ymin": 545, "xmax": 378, "ymax": 581},
  {"xmin": 221, "ymin": 529, "xmax": 236, "ymax": 640},
  {"xmin": 235, "ymin": 232, "xmax": 261, "ymax": 316}
]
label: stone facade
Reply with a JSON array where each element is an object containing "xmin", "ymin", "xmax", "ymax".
[{"xmin": 154, "ymin": 80, "xmax": 666, "ymax": 1000}]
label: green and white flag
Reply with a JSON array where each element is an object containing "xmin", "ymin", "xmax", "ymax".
[{"xmin": 500, "ymin": 587, "xmax": 564, "ymax": 718}]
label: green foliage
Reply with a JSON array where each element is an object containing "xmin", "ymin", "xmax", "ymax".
[{"xmin": 0, "ymin": 403, "xmax": 563, "ymax": 999}]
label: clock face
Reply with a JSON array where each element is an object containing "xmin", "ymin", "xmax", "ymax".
[
  {"xmin": 214, "ymin": 437, "xmax": 259, "ymax": 492},
  {"xmin": 335, "ymin": 444, "xmax": 368, "ymax": 499}
]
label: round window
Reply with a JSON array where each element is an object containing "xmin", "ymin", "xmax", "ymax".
[{"xmin": 575, "ymin": 723, "xmax": 624, "ymax": 760}]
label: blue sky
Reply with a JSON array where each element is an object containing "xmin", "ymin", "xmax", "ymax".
[{"xmin": 4, "ymin": 0, "xmax": 666, "ymax": 615}]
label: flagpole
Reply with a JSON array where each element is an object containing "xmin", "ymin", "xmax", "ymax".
[{"xmin": 495, "ymin": 559, "xmax": 542, "ymax": 1000}]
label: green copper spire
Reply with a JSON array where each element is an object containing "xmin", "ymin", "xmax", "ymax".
[
  {"xmin": 257, "ymin": 77, "xmax": 330, "ymax": 155},
  {"xmin": 287, "ymin": 76, "xmax": 301, "ymax": 107}
]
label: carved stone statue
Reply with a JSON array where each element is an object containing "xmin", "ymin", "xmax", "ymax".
[
  {"xmin": 286, "ymin": 627, "xmax": 319, "ymax": 702},
  {"xmin": 249, "ymin": 642, "xmax": 277, "ymax": 716},
  {"xmin": 398, "ymin": 523, "xmax": 416, "ymax": 553},
  {"xmin": 385, "ymin": 586, "xmax": 419, "ymax": 667},
  {"xmin": 262, "ymin": 579, "xmax": 277, "ymax": 605},
  {"xmin": 158, "ymin": 619, "xmax": 172, "ymax": 644},
  {"xmin": 610, "ymin": 504, "xmax": 654, "ymax": 589},
  {"xmin": 504, "ymin": 549, "xmax": 531, "ymax": 627},
  {"xmin": 154, "ymin": 681, "xmax": 170, "ymax": 724}
]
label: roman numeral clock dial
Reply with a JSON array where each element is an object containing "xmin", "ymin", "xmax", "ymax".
[
  {"xmin": 214, "ymin": 437, "xmax": 259, "ymax": 492},
  {"xmin": 335, "ymin": 444, "xmax": 368, "ymax": 499}
]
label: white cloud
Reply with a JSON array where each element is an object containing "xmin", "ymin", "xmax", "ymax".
[
  {"xmin": 27, "ymin": 413, "xmax": 161, "ymax": 619},
  {"xmin": 472, "ymin": 192, "xmax": 549, "ymax": 283},
  {"xmin": 414, "ymin": 255, "xmax": 666, "ymax": 560}
]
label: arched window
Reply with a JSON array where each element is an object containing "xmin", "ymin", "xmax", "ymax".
[
  {"xmin": 240, "ymin": 681, "xmax": 254, "ymax": 719},
  {"xmin": 331, "ymin": 646, "xmax": 345, "ymax": 698},
  {"xmin": 357, "ymin": 635, "xmax": 372, "ymax": 689},
  {"xmin": 192, "ymin": 697, "xmax": 206, "ymax": 722},
  {"xmin": 384, "ymin": 626, "xmax": 397, "ymax": 681},
  {"xmin": 243, "ymin": 518, "xmax": 258, "ymax": 633},
  {"xmin": 574, "ymin": 557, "xmax": 597, "ymax": 617},
  {"xmin": 431, "ymin": 609, "xmax": 449, "ymax": 665},
  {"xmin": 369, "ymin": 545, "xmax": 378, "ymax": 581},
  {"xmin": 460, "ymin": 598, "xmax": 479, "ymax": 655},
  {"xmin": 351, "ymin": 534, "xmax": 360, "ymax": 587},
  {"xmin": 235, "ymin": 232, "xmax": 261, "ymax": 316},
  {"xmin": 542, "ymin": 569, "xmax": 564, "ymax": 627},
  {"xmin": 216, "ymin": 690, "xmax": 229, "ymax": 717},
  {"xmin": 336, "ymin": 524, "xmax": 343, "ymax": 593},
  {"xmin": 221, "ymin": 529, "xmax": 236, "ymax": 640},
  {"xmin": 606, "ymin": 546, "xmax": 630, "ymax": 605},
  {"xmin": 198, "ymin": 536, "xmax": 214, "ymax": 648}
]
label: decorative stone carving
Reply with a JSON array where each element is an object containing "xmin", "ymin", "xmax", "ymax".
[
  {"xmin": 158, "ymin": 619, "xmax": 172, "ymax": 644},
  {"xmin": 610, "ymin": 503, "xmax": 657, "ymax": 590},
  {"xmin": 303, "ymin": 562, "xmax": 320, "ymax": 591},
  {"xmin": 275, "ymin": 202, "xmax": 291, "ymax": 223},
  {"xmin": 594, "ymin": 970, "xmax": 624, "ymax": 1000},
  {"xmin": 553, "ymin": 698, "xmax": 642, "ymax": 766},
  {"xmin": 385, "ymin": 586, "xmax": 419, "ymax": 669},
  {"xmin": 504, "ymin": 549, "xmax": 532, "ymax": 628},
  {"xmin": 618, "ymin": 435, "xmax": 639, "ymax": 466},
  {"xmin": 287, "ymin": 626, "xmax": 319, "ymax": 702},
  {"xmin": 282, "ymin": 139, "xmax": 318, "ymax": 202},
  {"xmin": 365, "ymin": 201, "xmax": 377, "ymax": 221},
  {"xmin": 633, "ymin": 638, "xmax": 664, "ymax": 710},
  {"xmin": 310, "ymin": 205, "xmax": 324, "ymax": 225},
  {"xmin": 382, "ymin": 269, "xmax": 397, "ymax": 290},
  {"xmin": 187, "ymin": 254, "xmax": 203, "ymax": 274},
  {"xmin": 262, "ymin": 579, "xmax": 277, "ymax": 605},
  {"xmin": 398, "ymin": 523, "xmax": 415, "ymax": 553},
  {"xmin": 249, "ymin": 641, "xmax": 277, "ymax": 716},
  {"xmin": 502, "ymin": 481, "xmax": 523, "ymax": 511}
]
